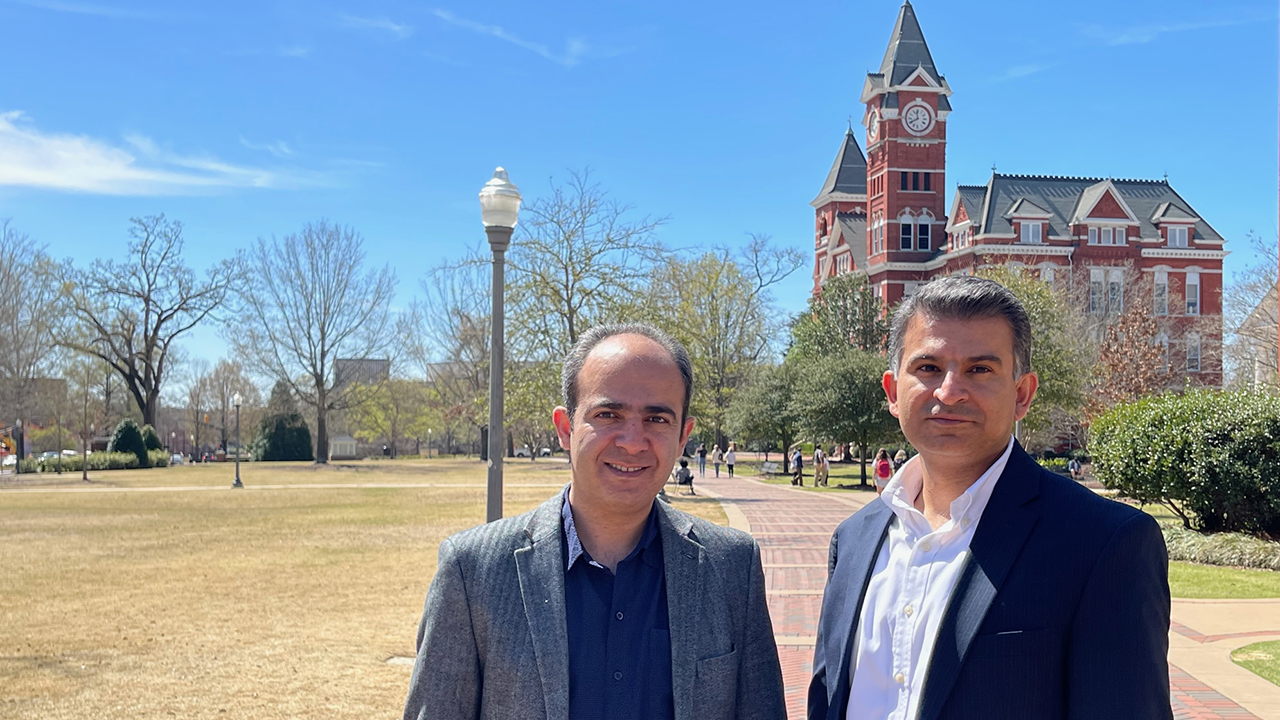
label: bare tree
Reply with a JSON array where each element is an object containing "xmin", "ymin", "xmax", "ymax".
[
  {"xmin": 0, "ymin": 220, "xmax": 63, "ymax": 419},
  {"xmin": 507, "ymin": 168, "xmax": 667, "ymax": 358},
  {"xmin": 208, "ymin": 359, "xmax": 260, "ymax": 450},
  {"xmin": 1225, "ymin": 232, "xmax": 1278, "ymax": 390},
  {"xmin": 234, "ymin": 221, "xmax": 397, "ymax": 463},
  {"xmin": 60, "ymin": 215, "xmax": 240, "ymax": 426}
]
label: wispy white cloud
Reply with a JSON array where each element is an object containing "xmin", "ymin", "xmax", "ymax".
[
  {"xmin": 429, "ymin": 8, "xmax": 588, "ymax": 67},
  {"xmin": 339, "ymin": 13, "xmax": 413, "ymax": 39},
  {"xmin": 1078, "ymin": 17, "xmax": 1253, "ymax": 46},
  {"xmin": 278, "ymin": 45, "xmax": 311, "ymax": 58},
  {"xmin": 240, "ymin": 136, "xmax": 294, "ymax": 159},
  {"xmin": 991, "ymin": 63, "xmax": 1053, "ymax": 82},
  {"xmin": 0, "ymin": 111, "xmax": 325, "ymax": 195},
  {"xmin": 0, "ymin": 0, "xmax": 149, "ymax": 18}
]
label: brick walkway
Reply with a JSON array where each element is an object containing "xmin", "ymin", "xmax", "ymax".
[{"xmin": 695, "ymin": 473, "xmax": 1261, "ymax": 720}]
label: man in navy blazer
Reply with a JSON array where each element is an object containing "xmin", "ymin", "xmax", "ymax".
[{"xmin": 809, "ymin": 276, "xmax": 1171, "ymax": 720}]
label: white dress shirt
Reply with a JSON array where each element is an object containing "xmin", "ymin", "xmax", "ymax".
[{"xmin": 846, "ymin": 436, "xmax": 1015, "ymax": 720}]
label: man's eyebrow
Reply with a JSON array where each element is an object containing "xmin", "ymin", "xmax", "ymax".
[
  {"xmin": 588, "ymin": 400, "xmax": 677, "ymax": 417},
  {"xmin": 909, "ymin": 353, "xmax": 1004, "ymax": 364}
]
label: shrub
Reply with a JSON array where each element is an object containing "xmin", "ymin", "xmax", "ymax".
[
  {"xmin": 108, "ymin": 419, "xmax": 150, "ymax": 468},
  {"xmin": 148, "ymin": 449, "xmax": 169, "ymax": 468},
  {"xmin": 1038, "ymin": 457, "xmax": 1069, "ymax": 473},
  {"xmin": 1091, "ymin": 390, "xmax": 1280, "ymax": 535},
  {"xmin": 252, "ymin": 412, "xmax": 314, "ymax": 462},
  {"xmin": 41, "ymin": 452, "xmax": 141, "ymax": 472},
  {"xmin": 141, "ymin": 424, "xmax": 163, "ymax": 452},
  {"xmin": 16, "ymin": 458, "xmax": 41, "ymax": 474},
  {"xmin": 1162, "ymin": 524, "xmax": 1280, "ymax": 571}
]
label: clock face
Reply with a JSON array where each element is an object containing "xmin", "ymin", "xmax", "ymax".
[
  {"xmin": 903, "ymin": 104, "xmax": 933, "ymax": 135},
  {"xmin": 867, "ymin": 111, "xmax": 879, "ymax": 140}
]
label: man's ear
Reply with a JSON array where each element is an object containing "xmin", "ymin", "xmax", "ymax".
[
  {"xmin": 552, "ymin": 406, "xmax": 573, "ymax": 451},
  {"xmin": 680, "ymin": 416, "xmax": 696, "ymax": 448},
  {"xmin": 882, "ymin": 370, "xmax": 901, "ymax": 418},
  {"xmin": 1013, "ymin": 372, "xmax": 1039, "ymax": 422}
]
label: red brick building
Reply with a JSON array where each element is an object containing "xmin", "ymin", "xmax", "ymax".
[{"xmin": 812, "ymin": 1, "xmax": 1226, "ymax": 384}]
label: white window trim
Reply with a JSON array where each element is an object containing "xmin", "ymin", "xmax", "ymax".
[{"xmin": 1185, "ymin": 272, "xmax": 1201, "ymax": 316}]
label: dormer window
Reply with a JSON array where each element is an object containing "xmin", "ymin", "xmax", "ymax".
[
  {"xmin": 1019, "ymin": 222, "xmax": 1042, "ymax": 244},
  {"xmin": 1087, "ymin": 225, "xmax": 1127, "ymax": 246},
  {"xmin": 1168, "ymin": 226, "xmax": 1189, "ymax": 248}
]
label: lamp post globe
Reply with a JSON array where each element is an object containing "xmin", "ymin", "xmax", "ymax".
[
  {"xmin": 479, "ymin": 167, "xmax": 521, "ymax": 523},
  {"xmin": 232, "ymin": 392, "xmax": 243, "ymax": 488}
]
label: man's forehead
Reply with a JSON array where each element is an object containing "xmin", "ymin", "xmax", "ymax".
[{"xmin": 905, "ymin": 313, "xmax": 1015, "ymax": 357}]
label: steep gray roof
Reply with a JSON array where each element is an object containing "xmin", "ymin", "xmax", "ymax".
[
  {"xmin": 955, "ymin": 185, "xmax": 986, "ymax": 229},
  {"xmin": 972, "ymin": 174, "xmax": 1224, "ymax": 242},
  {"xmin": 880, "ymin": 2, "xmax": 931, "ymax": 83},
  {"xmin": 814, "ymin": 129, "xmax": 867, "ymax": 201},
  {"xmin": 836, "ymin": 212, "xmax": 869, "ymax": 270},
  {"xmin": 880, "ymin": 1, "xmax": 946, "ymax": 95}
]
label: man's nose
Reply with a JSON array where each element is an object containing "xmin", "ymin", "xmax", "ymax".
[
  {"xmin": 614, "ymin": 417, "xmax": 647, "ymax": 453},
  {"xmin": 934, "ymin": 368, "xmax": 969, "ymax": 404}
]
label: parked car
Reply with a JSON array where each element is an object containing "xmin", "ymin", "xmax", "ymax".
[
  {"xmin": 514, "ymin": 446, "xmax": 532, "ymax": 458},
  {"xmin": 169, "ymin": 453, "xmax": 184, "ymax": 465},
  {"xmin": 539, "ymin": 447, "xmax": 552, "ymax": 457}
]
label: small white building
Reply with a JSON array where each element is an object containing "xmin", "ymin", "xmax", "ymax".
[{"xmin": 329, "ymin": 435, "xmax": 358, "ymax": 461}]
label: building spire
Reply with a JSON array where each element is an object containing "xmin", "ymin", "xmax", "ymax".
[{"xmin": 879, "ymin": 0, "xmax": 940, "ymax": 86}]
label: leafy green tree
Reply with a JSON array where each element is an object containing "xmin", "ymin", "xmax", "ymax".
[
  {"xmin": 792, "ymin": 350, "xmax": 899, "ymax": 486},
  {"xmin": 976, "ymin": 266, "xmax": 1087, "ymax": 441},
  {"xmin": 726, "ymin": 362, "xmax": 801, "ymax": 472},
  {"xmin": 650, "ymin": 237, "xmax": 802, "ymax": 446},
  {"xmin": 108, "ymin": 418, "xmax": 149, "ymax": 468},
  {"xmin": 141, "ymin": 423, "xmax": 163, "ymax": 451},
  {"xmin": 790, "ymin": 272, "xmax": 888, "ymax": 361},
  {"xmin": 252, "ymin": 412, "xmax": 314, "ymax": 462},
  {"xmin": 346, "ymin": 379, "xmax": 428, "ymax": 458}
]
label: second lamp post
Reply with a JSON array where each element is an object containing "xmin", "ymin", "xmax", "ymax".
[
  {"xmin": 231, "ymin": 392, "xmax": 243, "ymax": 488},
  {"xmin": 478, "ymin": 167, "xmax": 521, "ymax": 523}
]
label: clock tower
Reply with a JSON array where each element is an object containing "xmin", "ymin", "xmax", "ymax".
[{"xmin": 862, "ymin": 0, "xmax": 951, "ymax": 305}]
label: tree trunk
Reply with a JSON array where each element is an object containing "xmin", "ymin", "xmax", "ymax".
[
  {"xmin": 315, "ymin": 406, "xmax": 329, "ymax": 464},
  {"xmin": 858, "ymin": 433, "xmax": 869, "ymax": 487}
]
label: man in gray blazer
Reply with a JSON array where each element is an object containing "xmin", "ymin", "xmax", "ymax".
[{"xmin": 403, "ymin": 323, "xmax": 785, "ymax": 720}]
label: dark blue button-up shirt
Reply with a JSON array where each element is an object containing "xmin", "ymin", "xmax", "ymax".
[{"xmin": 563, "ymin": 497, "xmax": 674, "ymax": 720}]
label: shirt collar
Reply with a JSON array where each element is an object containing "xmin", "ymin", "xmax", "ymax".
[
  {"xmin": 562, "ymin": 493, "xmax": 663, "ymax": 571},
  {"xmin": 880, "ymin": 436, "xmax": 1016, "ymax": 532}
]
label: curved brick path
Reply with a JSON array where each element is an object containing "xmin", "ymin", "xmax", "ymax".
[{"xmin": 695, "ymin": 473, "xmax": 1263, "ymax": 720}]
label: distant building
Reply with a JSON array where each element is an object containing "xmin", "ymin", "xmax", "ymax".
[
  {"xmin": 811, "ymin": 1, "xmax": 1225, "ymax": 386},
  {"xmin": 1239, "ymin": 282, "xmax": 1279, "ymax": 390},
  {"xmin": 333, "ymin": 358, "xmax": 390, "ymax": 390}
]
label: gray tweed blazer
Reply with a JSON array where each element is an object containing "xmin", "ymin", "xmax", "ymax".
[{"xmin": 403, "ymin": 486, "xmax": 786, "ymax": 720}]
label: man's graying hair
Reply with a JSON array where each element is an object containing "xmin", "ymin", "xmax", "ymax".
[
  {"xmin": 887, "ymin": 275, "xmax": 1033, "ymax": 377},
  {"xmin": 561, "ymin": 323, "xmax": 694, "ymax": 423}
]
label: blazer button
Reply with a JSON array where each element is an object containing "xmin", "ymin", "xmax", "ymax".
[
  {"xmin": 894, "ymin": 672, "xmax": 905, "ymax": 684},
  {"xmin": 614, "ymin": 671, "xmax": 623, "ymax": 681}
]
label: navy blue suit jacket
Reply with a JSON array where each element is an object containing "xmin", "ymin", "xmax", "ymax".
[{"xmin": 808, "ymin": 442, "xmax": 1172, "ymax": 720}]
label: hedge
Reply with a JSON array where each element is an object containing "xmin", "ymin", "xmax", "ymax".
[
  {"xmin": 108, "ymin": 419, "xmax": 150, "ymax": 468},
  {"xmin": 37, "ymin": 452, "xmax": 141, "ymax": 472},
  {"xmin": 1090, "ymin": 390, "xmax": 1280, "ymax": 535}
]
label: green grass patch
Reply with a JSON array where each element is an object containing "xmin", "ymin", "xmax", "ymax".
[
  {"xmin": 1233, "ymin": 640, "xmax": 1280, "ymax": 687},
  {"xmin": 1169, "ymin": 561, "xmax": 1280, "ymax": 599}
]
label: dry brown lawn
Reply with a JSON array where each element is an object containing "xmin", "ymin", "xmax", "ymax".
[{"xmin": 0, "ymin": 458, "xmax": 726, "ymax": 719}]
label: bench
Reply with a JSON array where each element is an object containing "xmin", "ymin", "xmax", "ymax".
[{"xmin": 761, "ymin": 461, "xmax": 779, "ymax": 475}]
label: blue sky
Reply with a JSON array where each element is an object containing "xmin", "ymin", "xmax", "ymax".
[{"xmin": 1, "ymin": 0, "xmax": 1276, "ymax": 374}]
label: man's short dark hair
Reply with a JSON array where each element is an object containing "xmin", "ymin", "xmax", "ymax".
[
  {"xmin": 561, "ymin": 323, "xmax": 694, "ymax": 423},
  {"xmin": 887, "ymin": 275, "xmax": 1033, "ymax": 377}
]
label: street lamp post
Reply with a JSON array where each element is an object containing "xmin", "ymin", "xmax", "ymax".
[
  {"xmin": 479, "ymin": 167, "xmax": 521, "ymax": 523},
  {"xmin": 14, "ymin": 419, "xmax": 22, "ymax": 476},
  {"xmin": 427, "ymin": 428, "xmax": 433, "ymax": 459},
  {"xmin": 231, "ymin": 392, "xmax": 243, "ymax": 488}
]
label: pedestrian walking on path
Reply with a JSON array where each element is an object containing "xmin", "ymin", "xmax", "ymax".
[
  {"xmin": 696, "ymin": 442, "xmax": 707, "ymax": 477},
  {"xmin": 790, "ymin": 446, "xmax": 803, "ymax": 486},
  {"xmin": 725, "ymin": 442, "xmax": 736, "ymax": 477},
  {"xmin": 813, "ymin": 444, "xmax": 829, "ymax": 487},
  {"xmin": 711, "ymin": 444, "xmax": 723, "ymax": 477}
]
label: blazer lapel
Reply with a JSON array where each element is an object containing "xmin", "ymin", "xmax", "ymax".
[
  {"xmin": 915, "ymin": 444, "xmax": 1043, "ymax": 720},
  {"xmin": 658, "ymin": 501, "xmax": 703, "ymax": 720},
  {"xmin": 515, "ymin": 487, "xmax": 572, "ymax": 720},
  {"xmin": 828, "ymin": 500, "xmax": 894, "ymax": 718}
]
